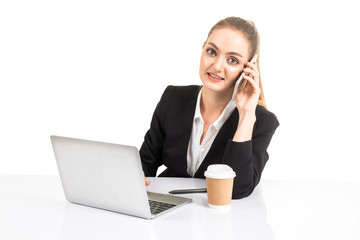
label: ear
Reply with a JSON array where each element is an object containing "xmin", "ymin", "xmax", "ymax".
[{"xmin": 202, "ymin": 41, "xmax": 206, "ymax": 48}]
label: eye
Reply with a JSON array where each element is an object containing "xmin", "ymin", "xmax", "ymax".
[
  {"xmin": 228, "ymin": 58, "xmax": 239, "ymax": 65},
  {"xmin": 206, "ymin": 48, "xmax": 216, "ymax": 56}
]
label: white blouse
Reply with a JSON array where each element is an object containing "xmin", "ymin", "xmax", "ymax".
[{"xmin": 186, "ymin": 88, "xmax": 236, "ymax": 177}]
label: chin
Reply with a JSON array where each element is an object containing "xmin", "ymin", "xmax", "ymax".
[{"xmin": 202, "ymin": 80, "xmax": 228, "ymax": 92}]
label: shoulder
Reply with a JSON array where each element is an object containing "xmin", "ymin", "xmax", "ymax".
[
  {"xmin": 254, "ymin": 105, "xmax": 280, "ymax": 133},
  {"xmin": 159, "ymin": 85, "xmax": 201, "ymax": 103}
]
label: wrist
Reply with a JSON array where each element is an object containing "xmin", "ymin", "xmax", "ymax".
[
  {"xmin": 233, "ymin": 112, "xmax": 256, "ymax": 142},
  {"xmin": 238, "ymin": 111, "xmax": 256, "ymax": 123}
]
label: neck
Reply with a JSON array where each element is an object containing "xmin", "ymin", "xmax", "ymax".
[{"xmin": 200, "ymin": 86, "xmax": 232, "ymax": 123}]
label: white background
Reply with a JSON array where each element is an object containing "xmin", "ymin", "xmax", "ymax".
[{"xmin": 1, "ymin": 0, "xmax": 359, "ymax": 183}]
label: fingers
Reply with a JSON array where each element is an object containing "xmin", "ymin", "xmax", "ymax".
[
  {"xmin": 243, "ymin": 62, "xmax": 259, "ymax": 82},
  {"xmin": 143, "ymin": 171, "xmax": 151, "ymax": 186},
  {"xmin": 241, "ymin": 62, "xmax": 260, "ymax": 92},
  {"xmin": 246, "ymin": 61, "xmax": 259, "ymax": 74},
  {"xmin": 243, "ymin": 74, "xmax": 261, "ymax": 94},
  {"xmin": 242, "ymin": 68, "xmax": 256, "ymax": 79}
]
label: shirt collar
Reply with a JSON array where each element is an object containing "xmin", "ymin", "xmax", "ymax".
[
  {"xmin": 193, "ymin": 88, "xmax": 203, "ymax": 121},
  {"xmin": 212, "ymin": 100, "xmax": 236, "ymax": 130}
]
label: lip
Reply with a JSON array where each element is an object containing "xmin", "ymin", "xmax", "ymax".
[{"xmin": 207, "ymin": 72, "xmax": 224, "ymax": 82}]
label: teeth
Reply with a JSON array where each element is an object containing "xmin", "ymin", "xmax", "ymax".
[{"xmin": 209, "ymin": 73, "xmax": 223, "ymax": 80}]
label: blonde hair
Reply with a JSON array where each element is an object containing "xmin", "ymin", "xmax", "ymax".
[{"xmin": 207, "ymin": 17, "xmax": 267, "ymax": 109}]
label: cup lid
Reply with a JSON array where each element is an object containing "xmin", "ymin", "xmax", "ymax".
[{"xmin": 204, "ymin": 164, "xmax": 236, "ymax": 179}]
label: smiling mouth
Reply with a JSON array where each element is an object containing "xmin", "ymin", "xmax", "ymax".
[{"xmin": 207, "ymin": 73, "xmax": 224, "ymax": 80}]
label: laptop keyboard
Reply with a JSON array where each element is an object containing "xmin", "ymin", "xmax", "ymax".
[{"xmin": 148, "ymin": 200, "xmax": 177, "ymax": 215}]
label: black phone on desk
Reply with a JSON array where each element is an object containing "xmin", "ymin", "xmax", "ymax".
[{"xmin": 231, "ymin": 54, "xmax": 258, "ymax": 100}]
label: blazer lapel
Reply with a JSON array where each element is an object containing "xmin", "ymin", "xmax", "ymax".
[
  {"xmin": 194, "ymin": 109, "xmax": 239, "ymax": 178},
  {"xmin": 175, "ymin": 98, "xmax": 198, "ymax": 175},
  {"xmin": 162, "ymin": 86, "xmax": 201, "ymax": 177}
]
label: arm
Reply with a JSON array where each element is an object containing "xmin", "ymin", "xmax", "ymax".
[
  {"xmin": 229, "ymin": 61, "xmax": 279, "ymax": 199},
  {"xmin": 223, "ymin": 112, "xmax": 279, "ymax": 199},
  {"xmin": 233, "ymin": 60, "xmax": 261, "ymax": 142},
  {"xmin": 139, "ymin": 86, "xmax": 174, "ymax": 177},
  {"xmin": 232, "ymin": 112, "xmax": 256, "ymax": 142}
]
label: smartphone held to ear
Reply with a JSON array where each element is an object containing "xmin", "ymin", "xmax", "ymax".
[{"xmin": 231, "ymin": 54, "xmax": 258, "ymax": 100}]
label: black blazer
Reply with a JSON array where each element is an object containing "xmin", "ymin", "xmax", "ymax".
[{"xmin": 140, "ymin": 85, "xmax": 279, "ymax": 199}]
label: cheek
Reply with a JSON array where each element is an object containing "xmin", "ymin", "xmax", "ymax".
[
  {"xmin": 199, "ymin": 54, "xmax": 207, "ymax": 77},
  {"xmin": 199, "ymin": 53, "xmax": 211, "ymax": 70},
  {"xmin": 199, "ymin": 54, "xmax": 205, "ymax": 69},
  {"xmin": 226, "ymin": 66, "xmax": 243, "ymax": 82}
]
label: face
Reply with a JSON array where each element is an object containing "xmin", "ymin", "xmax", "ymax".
[{"xmin": 199, "ymin": 28, "xmax": 250, "ymax": 93}]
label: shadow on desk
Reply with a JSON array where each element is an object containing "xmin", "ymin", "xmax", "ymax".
[
  {"xmin": 60, "ymin": 202, "xmax": 152, "ymax": 239},
  {"xmin": 151, "ymin": 185, "xmax": 275, "ymax": 240},
  {"xmin": 59, "ymin": 184, "xmax": 274, "ymax": 240}
]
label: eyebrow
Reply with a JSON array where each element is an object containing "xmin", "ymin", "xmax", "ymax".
[{"xmin": 207, "ymin": 42, "xmax": 244, "ymax": 59}]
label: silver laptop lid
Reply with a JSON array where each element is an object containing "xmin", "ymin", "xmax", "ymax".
[{"xmin": 50, "ymin": 135, "xmax": 152, "ymax": 219}]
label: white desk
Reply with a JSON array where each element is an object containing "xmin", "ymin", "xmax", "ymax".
[{"xmin": 1, "ymin": 175, "xmax": 359, "ymax": 240}]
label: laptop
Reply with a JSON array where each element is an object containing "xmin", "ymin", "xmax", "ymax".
[{"xmin": 50, "ymin": 135, "xmax": 192, "ymax": 219}]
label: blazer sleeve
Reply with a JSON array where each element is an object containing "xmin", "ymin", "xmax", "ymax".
[
  {"xmin": 222, "ymin": 110, "xmax": 279, "ymax": 199},
  {"xmin": 139, "ymin": 86, "xmax": 174, "ymax": 177}
]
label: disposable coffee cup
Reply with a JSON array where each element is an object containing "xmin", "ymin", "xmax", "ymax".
[{"xmin": 204, "ymin": 164, "xmax": 236, "ymax": 210}]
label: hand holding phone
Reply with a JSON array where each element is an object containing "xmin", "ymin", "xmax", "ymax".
[{"xmin": 231, "ymin": 54, "xmax": 258, "ymax": 100}]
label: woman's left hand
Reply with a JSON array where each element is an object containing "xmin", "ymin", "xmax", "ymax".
[{"xmin": 234, "ymin": 61, "xmax": 261, "ymax": 115}]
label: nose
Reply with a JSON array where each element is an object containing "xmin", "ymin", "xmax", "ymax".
[{"xmin": 213, "ymin": 56, "xmax": 225, "ymax": 73}]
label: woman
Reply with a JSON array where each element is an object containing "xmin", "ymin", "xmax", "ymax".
[{"xmin": 140, "ymin": 17, "xmax": 279, "ymax": 199}]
